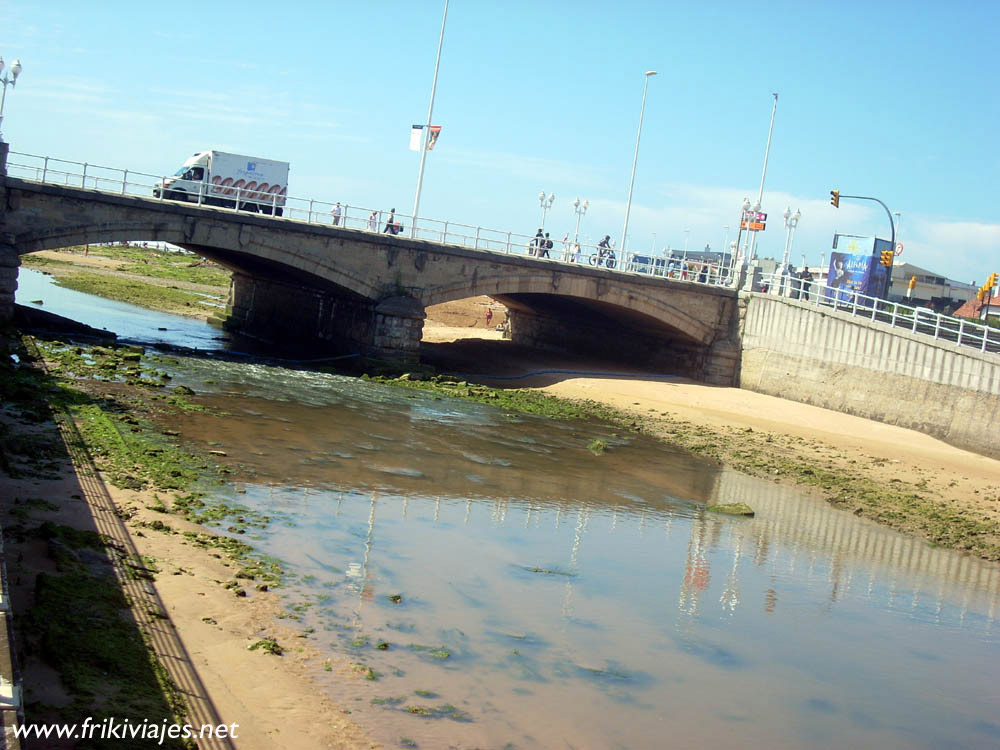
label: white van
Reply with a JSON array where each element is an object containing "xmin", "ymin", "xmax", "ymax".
[{"xmin": 153, "ymin": 150, "xmax": 289, "ymax": 215}]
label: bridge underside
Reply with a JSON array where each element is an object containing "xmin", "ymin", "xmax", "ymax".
[
  {"xmin": 218, "ymin": 269, "xmax": 724, "ymax": 378},
  {"xmin": 497, "ymin": 293, "xmax": 707, "ymax": 375}
]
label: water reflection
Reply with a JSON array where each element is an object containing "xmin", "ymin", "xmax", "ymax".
[{"xmin": 153, "ymin": 362, "xmax": 1000, "ymax": 750}]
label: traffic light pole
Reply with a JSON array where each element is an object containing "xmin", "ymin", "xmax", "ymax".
[{"xmin": 832, "ymin": 193, "xmax": 896, "ymax": 256}]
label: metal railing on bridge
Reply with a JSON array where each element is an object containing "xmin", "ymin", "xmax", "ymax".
[
  {"xmin": 5, "ymin": 150, "xmax": 734, "ymax": 287},
  {"xmin": 757, "ymin": 270, "xmax": 1000, "ymax": 354}
]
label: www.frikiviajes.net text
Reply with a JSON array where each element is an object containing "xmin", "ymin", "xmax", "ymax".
[{"xmin": 12, "ymin": 717, "xmax": 239, "ymax": 744}]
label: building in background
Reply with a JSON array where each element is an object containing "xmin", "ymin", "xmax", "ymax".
[{"xmin": 887, "ymin": 261, "xmax": 977, "ymax": 313}]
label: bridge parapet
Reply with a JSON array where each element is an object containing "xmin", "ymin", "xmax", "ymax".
[{"xmin": 741, "ymin": 291, "xmax": 1000, "ymax": 459}]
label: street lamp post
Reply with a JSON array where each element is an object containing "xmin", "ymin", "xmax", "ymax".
[
  {"xmin": 621, "ymin": 70, "xmax": 657, "ymax": 253},
  {"xmin": 539, "ymin": 191, "xmax": 555, "ymax": 231},
  {"xmin": 0, "ymin": 56, "xmax": 24, "ymax": 142},
  {"xmin": 746, "ymin": 93, "xmax": 779, "ymax": 266},
  {"xmin": 781, "ymin": 207, "xmax": 801, "ymax": 271},
  {"xmin": 572, "ymin": 197, "xmax": 588, "ymax": 243},
  {"xmin": 779, "ymin": 206, "xmax": 800, "ymax": 296},
  {"xmin": 410, "ymin": 0, "xmax": 449, "ymax": 238}
]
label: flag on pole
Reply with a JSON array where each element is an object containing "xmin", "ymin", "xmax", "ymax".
[
  {"xmin": 427, "ymin": 125, "xmax": 442, "ymax": 151},
  {"xmin": 409, "ymin": 124, "xmax": 423, "ymax": 152}
]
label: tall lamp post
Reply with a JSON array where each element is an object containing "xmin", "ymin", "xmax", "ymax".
[
  {"xmin": 539, "ymin": 191, "xmax": 555, "ymax": 231},
  {"xmin": 0, "ymin": 56, "xmax": 24, "ymax": 142},
  {"xmin": 410, "ymin": 0, "xmax": 449, "ymax": 238},
  {"xmin": 572, "ymin": 197, "xmax": 588, "ymax": 243},
  {"xmin": 621, "ymin": 70, "xmax": 657, "ymax": 253},
  {"xmin": 732, "ymin": 94, "xmax": 779, "ymax": 286}
]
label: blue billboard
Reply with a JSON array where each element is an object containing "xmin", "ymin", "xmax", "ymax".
[{"xmin": 826, "ymin": 236, "xmax": 892, "ymax": 302}]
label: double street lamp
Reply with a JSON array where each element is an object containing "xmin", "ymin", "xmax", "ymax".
[
  {"xmin": 0, "ymin": 56, "xmax": 24, "ymax": 142},
  {"xmin": 572, "ymin": 197, "xmax": 589, "ymax": 243},
  {"xmin": 538, "ymin": 191, "xmax": 555, "ymax": 230},
  {"xmin": 781, "ymin": 206, "xmax": 801, "ymax": 272}
]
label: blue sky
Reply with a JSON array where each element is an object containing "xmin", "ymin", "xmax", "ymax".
[{"xmin": 2, "ymin": 0, "xmax": 998, "ymax": 284}]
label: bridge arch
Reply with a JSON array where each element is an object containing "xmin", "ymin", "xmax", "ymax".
[{"xmin": 422, "ymin": 273, "xmax": 717, "ymax": 345}]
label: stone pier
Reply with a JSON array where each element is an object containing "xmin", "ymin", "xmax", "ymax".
[{"xmin": 223, "ymin": 273, "xmax": 424, "ymax": 362}]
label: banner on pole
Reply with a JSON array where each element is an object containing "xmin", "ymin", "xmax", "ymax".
[
  {"xmin": 409, "ymin": 125, "xmax": 423, "ymax": 152},
  {"xmin": 427, "ymin": 125, "xmax": 442, "ymax": 151}
]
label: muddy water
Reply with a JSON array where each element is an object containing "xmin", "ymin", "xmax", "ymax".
[
  {"xmin": 16, "ymin": 277, "xmax": 1000, "ymax": 748},
  {"xmin": 158, "ymin": 357, "xmax": 1000, "ymax": 750}
]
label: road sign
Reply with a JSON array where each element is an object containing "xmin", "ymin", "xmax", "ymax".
[
  {"xmin": 895, "ymin": 242, "xmax": 904, "ymax": 256},
  {"xmin": 740, "ymin": 221, "xmax": 766, "ymax": 231}
]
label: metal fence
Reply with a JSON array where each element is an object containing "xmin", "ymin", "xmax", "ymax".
[
  {"xmin": 757, "ymin": 270, "xmax": 1000, "ymax": 354},
  {"xmin": 5, "ymin": 150, "xmax": 736, "ymax": 287}
]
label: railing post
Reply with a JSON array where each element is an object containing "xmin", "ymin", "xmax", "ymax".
[
  {"xmin": 121, "ymin": 169, "xmax": 128, "ymax": 195},
  {"xmin": 42, "ymin": 156, "xmax": 49, "ymax": 182},
  {"xmin": 158, "ymin": 176, "xmax": 165, "ymax": 201},
  {"xmin": 505, "ymin": 231, "xmax": 511, "ymax": 254},
  {"xmin": 81, "ymin": 162, "xmax": 88, "ymax": 189},
  {"xmin": 308, "ymin": 199, "xmax": 314, "ymax": 225},
  {"xmin": 474, "ymin": 226, "xmax": 480, "ymax": 250},
  {"xmin": 442, "ymin": 221, "xmax": 448, "ymax": 243},
  {"xmin": 234, "ymin": 186, "xmax": 241, "ymax": 211}
]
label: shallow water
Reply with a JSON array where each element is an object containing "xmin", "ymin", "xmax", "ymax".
[
  {"xmin": 162, "ymin": 358, "xmax": 1000, "ymax": 750},
  {"xmin": 16, "ymin": 268, "xmax": 229, "ymax": 350},
  {"xmin": 17, "ymin": 273, "xmax": 1000, "ymax": 749}
]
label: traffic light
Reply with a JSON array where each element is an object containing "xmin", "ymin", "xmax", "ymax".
[
  {"xmin": 908, "ymin": 276, "xmax": 917, "ymax": 290},
  {"xmin": 879, "ymin": 250, "xmax": 893, "ymax": 266},
  {"xmin": 830, "ymin": 190, "xmax": 840, "ymax": 208},
  {"xmin": 986, "ymin": 272, "xmax": 999, "ymax": 289}
]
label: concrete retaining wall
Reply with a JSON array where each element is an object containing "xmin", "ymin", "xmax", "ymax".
[{"xmin": 739, "ymin": 292, "xmax": 1000, "ymax": 459}]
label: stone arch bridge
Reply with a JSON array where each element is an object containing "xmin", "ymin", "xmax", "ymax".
[{"xmin": 0, "ymin": 170, "xmax": 741, "ymax": 384}]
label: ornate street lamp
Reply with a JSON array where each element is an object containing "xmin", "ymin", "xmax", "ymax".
[
  {"xmin": 539, "ymin": 191, "xmax": 555, "ymax": 230},
  {"xmin": 572, "ymin": 197, "xmax": 589, "ymax": 244},
  {"xmin": 0, "ymin": 56, "xmax": 24, "ymax": 142},
  {"xmin": 781, "ymin": 207, "xmax": 801, "ymax": 270}
]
